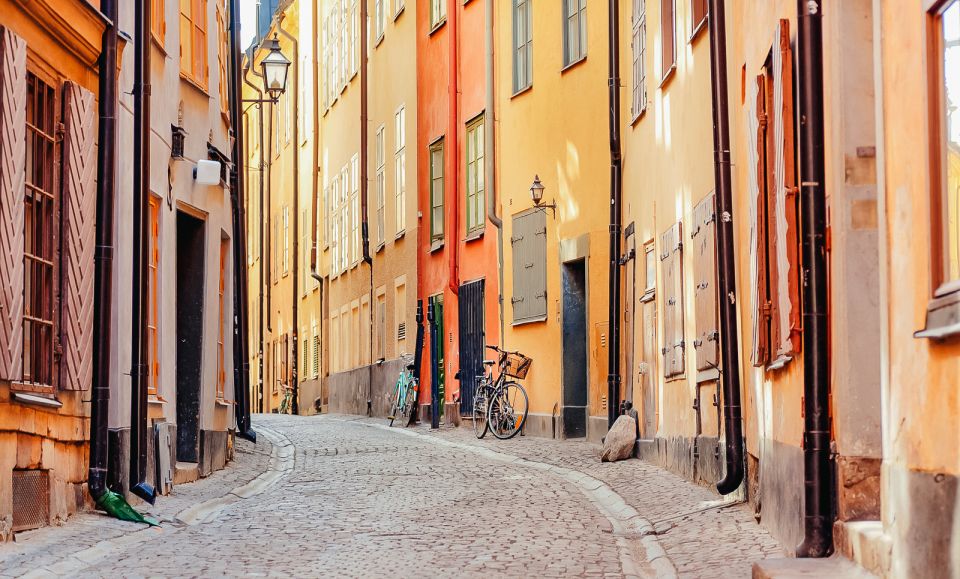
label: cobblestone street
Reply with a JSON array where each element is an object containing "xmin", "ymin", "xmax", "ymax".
[{"xmin": 1, "ymin": 415, "xmax": 784, "ymax": 578}]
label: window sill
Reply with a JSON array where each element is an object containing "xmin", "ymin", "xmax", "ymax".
[
  {"xmin": 561, "ymin": 55, "xmax": 587, "ymax": 74},
  {"xmin": 631, "ymin": 106, "xmax": 648, "ymax": 128},
  {"xmin": 429, "ymin": 19, "xmax": 447, "ymax": 36},
  {"xmin": 512, "ymin": 315, "xmax": 547, "ymax": 327},
  {"xmin": 639, "ymin": 289, "xmax": 656, "ymax": 303},
  {"xmin": 915, "ymin": 289, "xmax": 960, "ymax": 341},
  {"xmin": 659, "ymin": 65, "xmax": 677, "ymax": 90},
  {"xmin": 696, "ymin": 367, "xmax": 720, "ymax": 384},
  {"xmin": 430, "ymin": 240, "xmax": 444, "ymax": 253},
  {"xmin": 375, "ymin": 242, "xmax": 385, "ymax": 254},
  {"xmin": 179, "ymin": 74, "xmax": 210, "ymax": 98},
  {"xmin": 12, "ymin": 392, "xmax": 63, "ymax": 409},
  {"xmin": 374, "ymin": 33, "xmax": 384, "ymax": 48},
  {"xmin": 465, "ymin": 229, "xmax": 484, "ymax": 243},
  {"xmin": 148, "ymin": 395, "xmax": 168, "ymax": 405},
  {"xmin": 215, "ymin": 398, "xmax": 234, "ymax": 407},
  {"xmin": 689, "ymin": 17, "xmax": 709, "ymax": 43},
  {"xmin": 395, "ymin": 230, "xmax": 406, "ymax": 241},
  {"xmin": 394, "ymin": 5, "xmax": 405, "ymax": 20},
  {"xmin": 511, "ymin": 84, "xmax": 533, "ymax": 100},
  {"xmin": 665, "ymin": 374, "xmax": 686, "ymax": 384},
  {"xmin": 766, "ymin": 355, "xmax": 793, "ymax": 372},
  {"xmin": 151, "ymin": 35, "xmax": 167, "ymax": 57}
]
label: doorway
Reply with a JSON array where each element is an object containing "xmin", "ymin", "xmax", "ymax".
[
  {"xmin": 639, "ymin": 243, "xmax": 658, "ymax": 439},
  {"xmin": 429, "ymin": 294, "xmax": 445, "ymax": 421},
  {"xmin": 457, "ymin": 279, "xmax": 485, "ymax": 417},
  {"xmin": 561, "ymin": 259, "xmax": 587, "ymax": 438},
  {"xmin": 623, "ymin": 224, "xmax": 637, "ymax": 410},
  {"xmin": 176, "ymin": 210, "xmax": 205, "ymax": 463}
]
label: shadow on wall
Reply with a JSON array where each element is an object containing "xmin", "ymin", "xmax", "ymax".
[{"xmin": 327, "ymin": 359, "xmax": 408, "ymax": 417}]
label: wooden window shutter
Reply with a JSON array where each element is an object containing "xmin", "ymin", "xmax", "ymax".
[
  {"xmin": 0, "ymin": 26, "xmax": 26, "ymax": 383},
  {"xmin": 692, "ymin": 194, "xmax": 719, "ymax": 372},
  {"xmin": 771, "ymin": 19, "xmax": 801, "ymax": 358},
  {"xmin": 747, "ymin": 75, "xmax": 770, "ymax": 367},
  {"xmin": 661, "ymin": 222, "xmax": 684, "ymax": 378},
  {"xmin": 60, "ymin": 82, "xmax": 97, "ymax": 391}
]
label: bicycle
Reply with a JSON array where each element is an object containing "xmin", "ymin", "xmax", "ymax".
[
  {"xmin": 388, "ymin": 355, "xmax": 419, "ymax": 427},
  {"xmin": 473, "ymin": 344, "xmax": 531, "ymax": 440},
  {"xmin": 278, "ymin": 384, "xmax": 293, "ymax": 415}
]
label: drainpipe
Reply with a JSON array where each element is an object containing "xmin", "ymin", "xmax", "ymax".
[
  {"xmin": 243, "ymin": 61, "xmax": 266, "ymax": 414},
  {"xmin": 90, "ymin": 0, "xmax": 118, "ymax": 505},
  {"xmin": 796, "ymin": 0, "xmax": 833, "ymax": 558},
  {"xmin": 229, "ymin": 0, "xmax": 255, "ymax": 438},
  {"xmin": 606, "ymin": 0, "xmax": 623, "ymax": 430},
  {"xmin": 277, "ymin": 18, "xmax": 300, "ymax": 415},
  {"xmin": 485, "ymin": 0, "xmax": 504, "ymax": 344},
  {"xmin": 709, "ymin": 0, "xmax": 745, "ymax": 496},
  {"xmin": 447, "ymin": 0, "xmax": 460, "ymax": 296},
  {"xmin": 358, "ymin": 0, "xmax": 375, "ymax": 412},
  {"xmin": 130, "ymin": 0, "xmax": 157, "ymax": 505},
  {"xmin": 311, "ymin": 0, "xmax": 322, "ymax": 285}
]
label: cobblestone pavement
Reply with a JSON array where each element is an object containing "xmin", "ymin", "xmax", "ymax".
[{"xmin": 1, "ymin": 414, "xmax": 785, "ymax": 578}]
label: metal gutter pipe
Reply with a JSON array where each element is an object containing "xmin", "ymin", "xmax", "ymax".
[
  {"xmin": 485, "ymin": 0, "xmax": 504, "ymax": 345},
  {"xmin": 311, "ymin": 0, "xmax": 322, "ymax": 284},
  {"xmin": 90, "ymin": 0, "xmax": 118, "ymax": 504},
  {"xmin": 447, "ymin": 0, "xmax": 460, "ymax": 296},
  {"xmin": 709, "ymin": 0, "xmax": 746, "ymax": 496},
  {"xmin": 229, "ymin": 0, "xmax": 255, "ymax": 438},
  {"xmin": 277, "ymin": 18, "xmax": 300, "ymax": 415},
  {"xmin": 130, "ymin": 0, "xmax": 157, "ymax": 505},
  {"xmin": 795, "ymin": 0, "xmax": 833, "ymax": 558},
  {"xmin": 606, "ymin": 0, "xmax": 624, "ymax": 430},
  {"xmin": 243, "ymin": 61, "xmax": 266, "ymax": 414}
]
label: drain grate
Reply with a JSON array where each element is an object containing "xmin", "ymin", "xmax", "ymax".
[{"xmin": 12, "ymin": 470, "xmax": 50, "ymax": 532}]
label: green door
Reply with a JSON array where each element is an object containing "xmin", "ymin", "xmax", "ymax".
[{"xmin": 430, "ymin": 295, "xmax": 445, "ymax": 419}]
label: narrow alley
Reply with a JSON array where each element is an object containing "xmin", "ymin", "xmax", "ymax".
[{"xmin": 2, "ymin": 415, "xmax": 787, "ymax": 578}]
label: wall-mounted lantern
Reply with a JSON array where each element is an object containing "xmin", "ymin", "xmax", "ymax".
[{"xmin": 530, "ymin": 174, "xmax": 557, "ymax": 217}]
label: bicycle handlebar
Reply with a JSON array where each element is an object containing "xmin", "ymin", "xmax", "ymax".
[{"xmin": 485, "ymin": 344, "xmax": 523, "ymax": 357}]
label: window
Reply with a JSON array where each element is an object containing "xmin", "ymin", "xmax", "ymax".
[
  {"xmin": 465, "ymin": 117, "xmax": 485, "ymax": 235},
  {"xmin": 660, "ymin": 0, "xmax": 675, "ymax": 81},
  {"xmin": 632, "ymin": 0, "xmax": 648, "ymax": 118},
  {"xmin": 563, "ymin": 0, "xmax": 587, "ymax": 67},
  {"xmin": 312, "ymin": 325, "xmax": 320, "ymax": 378},
  {"xmin": 430, "ymin": 0, "xmax": 447, "ymax": 29},
  {"xmin": 22, "ymin": 73, "xmax": 58, "ymax": 389},
  {"xmin": 375, "ymin": 0, "xmax": 386, "ymax": 41},
  {"xmin": 216, "ymin": 0, "xmax": 229, "ymax": 117},
  {"xmin": 340, "ymin": 164, "xmax": 349, "ymax": 272},
  {"xmin": 691, "ymin": 194, "xmax": 719, "ymax": 373},
  {"xmin": 513, "ymin": 0, "xmax": 533, "ymax": 93},
  {"xmin": 395, "ymin": 106, "xmax": 407, "ymax": 234},
  {"xmin": 284, "ymin": 90, "xmax": 292, "ymax": 145},
  {"xmin": 376, "ymin": 290, "xmax": 386, "ymax": 360},
  {"xmin": 511, "ymin": 209, "xmax": 547, "ymax": 324},
  {"xmin": 273, "ymin": 216, "xmax": 279, "ymax": 283},
  {"xmin": 147, "ymin": 197, "xmax": 161, "ymax": 397},
  {"xmin": 748, "ymin": 20, "xmax": 801, "ymax": 368},
  {"xmin": 282, "ymin": 205, "xmax": 290, "ymax": 275},
  {"xmin": 930, "ymin": 0, "xmax": 960, "ymax": 293},
  {"xmin": 690, "ymin": 0, "xmax": 708, "ymax": 37},
  {"xmin": 376, "ymin": 125, "xmax": 386, "ymax": 247},
  {"xmin": 216, "ymin": 238, "xmax": 228, "ymax": 400},
  {"xmin": 395, "ymin": 0, "xmax": 405, "ymax": 18},
  {"xmin": 152, "ymin": 0, "xmax": 167, "ymax": 45},
  {"xmin": 430, "ymin": 139, "xmax": 445, "ymax": 243},
  {"xmin": 180, "ymin": 0, "xmax": 209, "ymax": 88},
  {"xmin": 660, "ymin": 222, "xmax": 684, "ymax": 378},
  {"xmin": 351, "ymin": 154, "xmax": 360, "ymax": 265},
  {"xmin": 330, "ymin": 176, "xmax": 340, "ymax": 274},
  {"xmin": 643, "ymin": 241, "xmax": 656, "ymax": 298}
]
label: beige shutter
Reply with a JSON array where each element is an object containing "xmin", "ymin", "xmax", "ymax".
[
  {"xmin": 60, "ymin": 81, "xmax": 97, "ymax": 391},
  {"xmin": 772, "ymin": 19, "xmax": 802, "ymax": 359},
  {"xmin": 692, "ymin": 194, "xmax": 718, "ymax": 372},
  {"xmin": 661, "ymin": 222, "xmax": 684, "ymax": 378},
  {"xmin": 0, "ymin": 27, "xmax": 26, "ymax": 382}
]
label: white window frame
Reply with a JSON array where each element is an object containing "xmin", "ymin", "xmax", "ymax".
[
  {"xmin": 395, "ymin": 105, "xmax": 407, "ymax": 236},
  {"xmin": 562, "ymin": 0, "xmax": 588, "ymax": 68},
  {"xmin": 513, "ymin": 0, "xmax": 533, "ymax": 93},
  {"xmin": 376, "ymin": 124, "xmax": 386, "ymax": 248}
]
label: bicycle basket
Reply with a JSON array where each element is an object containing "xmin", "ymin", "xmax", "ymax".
[{"xmin": 504, "ymin": 353, "xmax": 532, "ymax": 379}]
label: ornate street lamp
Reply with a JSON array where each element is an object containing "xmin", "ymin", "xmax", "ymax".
[
  {"xmin": 259, "ymin": 35, "xmax": 291, "ymax": 102},
  {"xmin": 530, "ymin": 174, "xmax": 557, "ymax": 216}
]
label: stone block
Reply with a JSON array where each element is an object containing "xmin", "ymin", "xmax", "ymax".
[{"xmin": 600, "ymin": 415, "xmax": 637, "ymax": 462}]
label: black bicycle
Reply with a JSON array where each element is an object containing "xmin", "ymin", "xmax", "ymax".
[{"xmin": 472, "ymin": 345, "xmax": 530, "ymax": 440}]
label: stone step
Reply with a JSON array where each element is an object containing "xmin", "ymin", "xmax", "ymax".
[
  {"xmin": 834, "ymin": 520, "xmax": 892, "ymax": 577},
  {"xmin": 174, "ymin": 462, "xmax": 200, "ymax": 485},
  {"xmin": 753, "ymin": 557, "xmax": 878, "ymax": 579}
]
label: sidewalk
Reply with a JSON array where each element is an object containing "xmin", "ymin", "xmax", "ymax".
[
  {"xmin": 0, "ymin": 432, "xmax": 274, "ymax": 578},
  {"xmin": 388, "ymin": 417, "xmax": 786, "ymax": 578}
]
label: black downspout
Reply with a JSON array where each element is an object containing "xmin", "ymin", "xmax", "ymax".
[
  {"xmin": 243, "ymin": 63, "xmax": 266, "ymax": 414},
  {"xmin": 230, "ymin": 0, "xmax": 255, "ymax": 440},
  {"xmin": 709, "ymin": 0, "xmax": 746, "ymax": 496},
  {"xmin": 606, "ymin": 0, "xmax": 623, "ymax": 430},
  {"xmin": 428, "ymin": 302, "xmax": 440, "ymax": 430},
  {"xmin": 130, "ymin": 0, "xmax": 157, "ymax": 505},
  {"xmin": 360, "ymin": 0, "xmax": 375, "ymax": 416},
  {"xmin": 796, "ymin": 0, "xmax": 833, "ymax": 558},
  {"xmin": 90, "ymin": 0, "xmax": 118, "ymax": 504},
  {"xmin": 277, "ymin": 21, "xmax": 300, "ymax": 415}
]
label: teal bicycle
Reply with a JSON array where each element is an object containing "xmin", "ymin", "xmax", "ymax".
[{"xmin": 388, "ymin": 356, "xmax": 419, "ymax": 427}]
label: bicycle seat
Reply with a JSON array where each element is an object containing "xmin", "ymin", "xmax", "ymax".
[
  {"xmin": 406, "ymin": 363, "xmax": 416, "ymax": 371},
  {"xmin": 483, "ymin": 359, "xmax": 496, "ymax": 366}
]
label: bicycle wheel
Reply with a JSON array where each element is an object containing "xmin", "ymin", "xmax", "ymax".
[
  {"xmin": 472, "ymin": 384, "xmax": 490, "ymax": 439},
  {"xmin": 488, "ymin": 382, "xmax": 529, "ymax": 440},
  {"xmin": 388, "ymin": 382, "xmax": 403, "ymax": 426}
]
